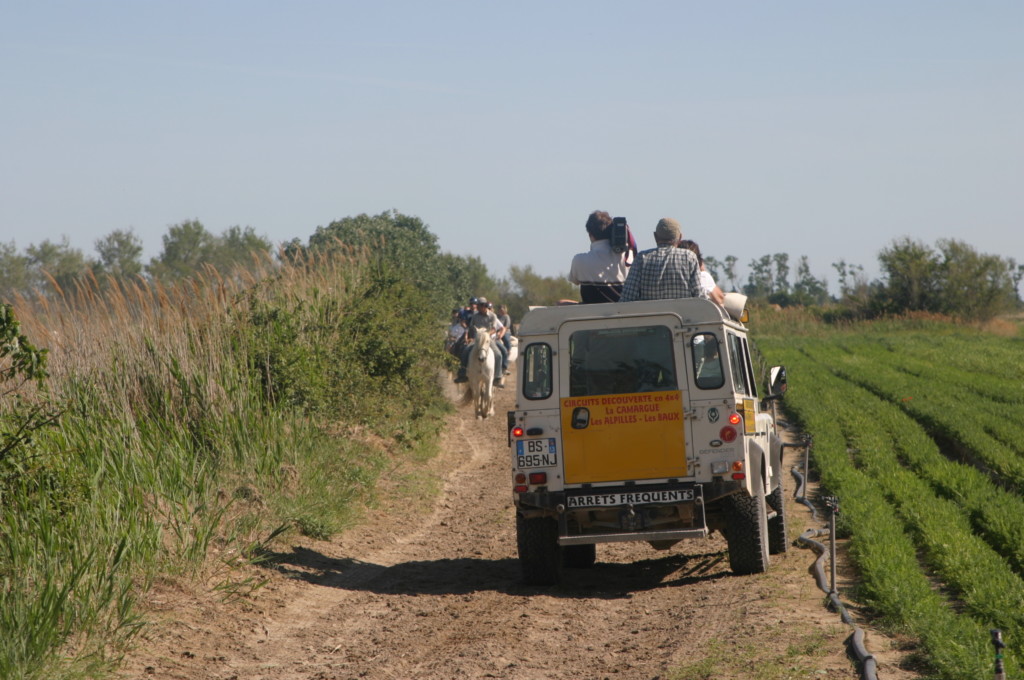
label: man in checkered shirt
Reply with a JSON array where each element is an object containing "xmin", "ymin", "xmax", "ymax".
[{"xmin": 619, "ymin": 218, "xmax": 709, "ymax": 302}]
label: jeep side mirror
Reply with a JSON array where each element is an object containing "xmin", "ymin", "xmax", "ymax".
[{"xmin": 767, "ymin": 365, "xmax": 787, "ymax": 398}]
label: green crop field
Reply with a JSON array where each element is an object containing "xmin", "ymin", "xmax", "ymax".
[{"xmin": 758, "ymin": 313, "xmax": 1024, "ymax": 680}]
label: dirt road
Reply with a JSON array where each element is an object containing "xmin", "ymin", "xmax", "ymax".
[{"xmin": 122, "ymin": 374, "xmax": 918, "ymax": 680}]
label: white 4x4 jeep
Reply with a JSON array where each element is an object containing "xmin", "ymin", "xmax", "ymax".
[{"xmin": 508, "ymin": 295, "xmax": 788, "ymax": 585}]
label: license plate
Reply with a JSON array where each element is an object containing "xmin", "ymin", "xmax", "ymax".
[{"xmin": 516, "ymin": 438, "xmax": 558, "ymax": 468}]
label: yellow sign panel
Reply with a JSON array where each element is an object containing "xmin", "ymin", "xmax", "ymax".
[
  {"xmin": 561, "ymin": 390, "xmax": 687, "ymax": 484},
  {"xmin": 739, "ymin": 399, "xmax": 756, "ymax": 434}
]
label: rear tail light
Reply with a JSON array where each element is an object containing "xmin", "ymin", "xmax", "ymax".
[
  {"xmin": 509, "ymin": 473, "xmax": 544, "ymax": 493},
  {"xmin": 720, "ymin": 426, "xmax": 738, "ymax": 442},
  {"xmin": 731, "ymin": 462, "xmax": 745, "ymax": 480},
  {"xmin": 511, "ymin": 426, "xmax": 524, "ymax": 438},
  {"xmin": 514, "ymin": 472, "xmax": 546, "ymax": 494}
]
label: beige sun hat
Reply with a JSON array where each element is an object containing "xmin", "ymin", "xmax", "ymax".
[{"xmin": 723, "ymin": 292, "xmax": 748, "ymax": 322}]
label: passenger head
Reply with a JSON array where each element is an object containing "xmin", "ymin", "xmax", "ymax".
[
  {"xmin": 585, "ymin": 211, "xmax": 613, "ymax": 240},
  {"xmin": 653, "ymin": 218, "xmax": 682, "ymax": 246},
  {"xmin": 678, "ymin": 239, "xmax": 704, "ymax": 266}
]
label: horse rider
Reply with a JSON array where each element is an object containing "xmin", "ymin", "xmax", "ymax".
[{"xmin": 454, "ymin": 296, "xmax": 507, "ymax": 387}]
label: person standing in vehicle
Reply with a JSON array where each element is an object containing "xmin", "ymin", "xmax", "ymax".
[
  {"xmin": 568, "ymin": 210, "xmax": 630, "ymax": 303},
  {"xmin": 619, "ymin": 218, "xmax": 707, "ymax": 302},
  {"xmin": 678, "ymin": 239, "xmax": 726, "ymax": 305}
]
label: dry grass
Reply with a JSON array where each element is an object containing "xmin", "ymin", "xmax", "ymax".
[{"xmin": 7, "ymin": 244, "xmax": 371, "ymax": 415}]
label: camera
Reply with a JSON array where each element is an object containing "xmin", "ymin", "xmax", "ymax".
[{"xmin": 610, "ymin": 216, "xmax": 629, "ymax": 254}]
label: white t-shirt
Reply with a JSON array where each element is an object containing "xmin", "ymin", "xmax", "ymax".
[
  {"xmin": 569, "ymin": 239, "xmax": 629, "ymax": 303},
  {"xmin": 568, "ymin": 240, "xmax": 628, "ymax": 286},
  {"xmin": 700, "ymin": 269, "xmax": 717, "ymax": 296}
]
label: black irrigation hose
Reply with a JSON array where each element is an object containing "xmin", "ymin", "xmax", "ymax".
[
  {"xmin": 788, "ymin": 437, "xmax": 879, "ymax": 680},
  {"xmin": 784, "ymin": 438, "xmax": 819, "ymax": 520},
  {"xmin": 797, "ymin": 527, "xmax": 831, "ymax": 594}
]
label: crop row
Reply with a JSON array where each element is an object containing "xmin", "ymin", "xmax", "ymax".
[
  {"xmin": 850, "ymin": 339, "xmax": 1024, "ymax": 462},
  {"xmin": 761, "ymin": 335, "xmax": 1023, "ymax": 680},
  {"xmin": 806, "ymin": 336, "xmax": 1024, "ymax": 571},
  {"xmin": 835, "ymin": 331, "xmax": 1024, "ymax": 405},
  {"xmin": 796, "ymin": 338, "xmax": 1024, "ymax": 491},
  {"xmin": 789, "ymin": 334, "xmax": 1024, "ymax": 575}
]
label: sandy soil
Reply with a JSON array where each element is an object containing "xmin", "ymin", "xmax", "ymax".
[{"xmin": 120, "ymin": 372, "xmax": 922, "ymax": 680}]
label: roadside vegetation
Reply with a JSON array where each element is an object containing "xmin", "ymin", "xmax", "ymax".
[
  {"xmin": 756, "ymin": 308, "xmax": 1024, "ymax": 680},
  {"xmin": 0, "ymin": 212, "xmax": 482, "ymax": 678}
]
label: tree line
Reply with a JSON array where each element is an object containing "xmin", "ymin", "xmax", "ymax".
[
  {"xmin": 701, "ymin": 238, "xmax": 1022, "ymax": 322},
  {"xmin": 0, "ymin": 212, "xmax": 578, "ymax": 325},
  {"xmin": 0, "ymin": 220, "xmax": 273, "ymax": 296},
  {"xmin": 3, "ymin": 214, "xmax": 1021, "ymax": 323}
]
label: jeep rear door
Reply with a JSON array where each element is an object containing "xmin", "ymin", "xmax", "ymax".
[{"xmin": 558, "ymin": 317, "xmax": 688, "ymax": 484}]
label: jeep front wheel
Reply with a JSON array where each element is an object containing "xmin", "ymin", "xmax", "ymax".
[{"xmin": 516, "ymin": 515, "xmax": 562, "ymax": 585}]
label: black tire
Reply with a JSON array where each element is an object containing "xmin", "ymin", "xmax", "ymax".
[
  {"xmin": 562, "ymin": 543, "xmax": 597, "ymax": 569},
  {"xmin": 516, "ymin": 515, "xmax": 562, "ymax": 585},
  {"xmin": 766, "ymin": 479, "xmax": 789, "ymax": 555},
  {"xmin": 723, "ymin": 480, "xmax": 770, "ymax": 575}
]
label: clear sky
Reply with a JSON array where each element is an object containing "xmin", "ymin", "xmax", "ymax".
[{"xmin": 2, "ymin": 1, "xmax": 1021, "ymax": 292}]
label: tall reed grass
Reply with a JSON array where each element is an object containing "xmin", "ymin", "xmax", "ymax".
[{"xmin": 0, "ymin": 245, "xmax": 452, "ymax": 678}]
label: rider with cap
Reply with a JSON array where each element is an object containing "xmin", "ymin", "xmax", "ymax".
[{"xmin": 460, "ymin": 297, "xmax": 478, "ymax": 325}]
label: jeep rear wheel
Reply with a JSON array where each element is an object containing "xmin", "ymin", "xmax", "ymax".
[
  {"xmin": 766, "ymin": 479, "xmax": 789, "ymax": 555},
  {"xmin": 516, "ymin": 516, "xmax": 562, "ymax": 585},
  {"xmin": 562, "ymin": 543, "xmax": 596, "ymax": 569},
  {"xmin": 723, "ymin": 481, "xmax": 770, "ymax": 575}
]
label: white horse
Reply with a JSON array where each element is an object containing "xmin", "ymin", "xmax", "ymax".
[{"xmin": 466, "ymin": 328, "xmax": 496, "ymax": 419}]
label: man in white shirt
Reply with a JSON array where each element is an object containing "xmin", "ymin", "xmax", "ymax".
[{"xmin": 568, "ymin": 211, "xmax": 629, "ymax": 303}]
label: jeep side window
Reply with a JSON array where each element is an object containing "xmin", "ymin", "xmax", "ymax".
[
  {"xmin": 727, "ymin": 332, "xmax": 756, "ymax": 397},
  {"xmin": 569, "ymin": 325, "xmax": 676, "ymax": 397},
  {"xmin": 522, "ymin": 343, "xmax": 552, "ymax": 400},
  {"xmin": 691, "ymin": 333, "xmax": 724, "ymax": 389},
  {"xmin": 727, "ymin": 332, "xmax": 746, "ymax": 395},
  {"xmin": 739, "ymin": 335, "xmax": 758, "ymax": 398}
]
